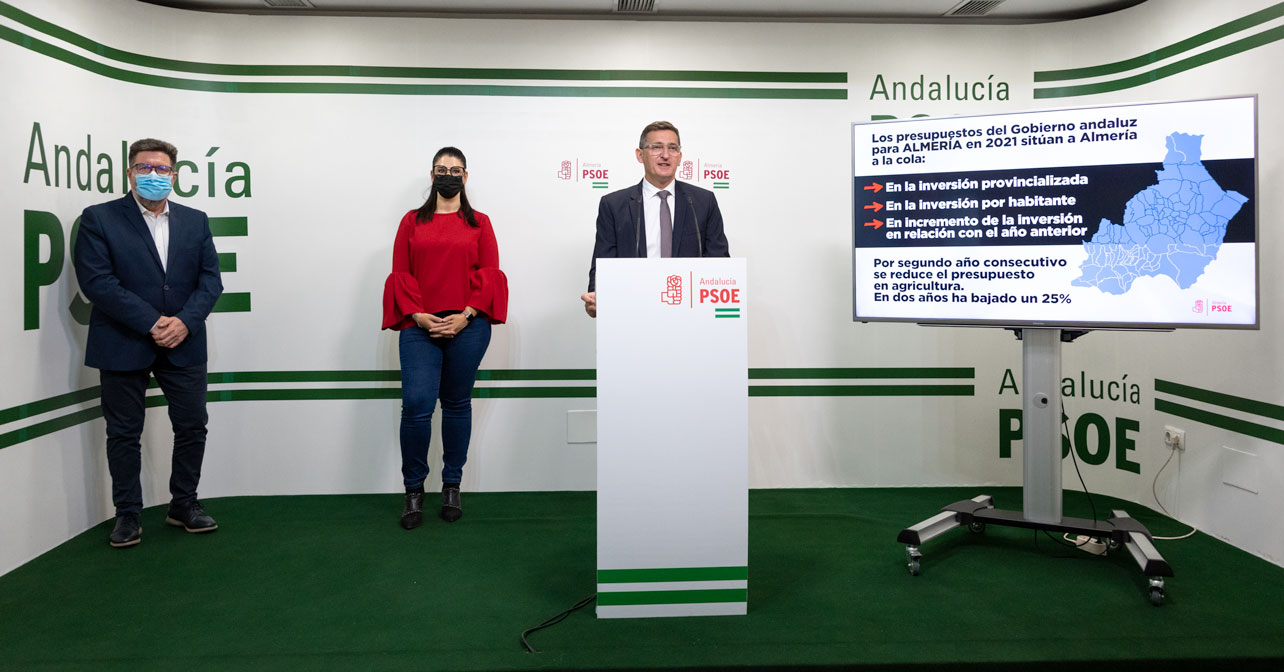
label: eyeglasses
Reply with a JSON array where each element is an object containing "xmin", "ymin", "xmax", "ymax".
[
  {"xmin": 433, "ymin": 166, "xmax": 465, "ymax": 177},
  {"xmin": 132, "ymin": 163, "xmax": 175, "ymax": 176},
  {"xmin": 642, "ymin": 143, "xmax": 681, "ymax": 155}
]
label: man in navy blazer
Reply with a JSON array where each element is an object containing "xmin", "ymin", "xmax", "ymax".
[
  {"xmin": 582, "ymin": 121, "xmax": 730, "ymax": 317},
  {"xmin": 73, "ymin": 138, "xmax": 223, "ymax": 548}
]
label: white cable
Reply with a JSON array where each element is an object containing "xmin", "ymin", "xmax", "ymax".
[{"xmin": 1151, "ymin": 444, "xmax": 1199, "ymax": 540}]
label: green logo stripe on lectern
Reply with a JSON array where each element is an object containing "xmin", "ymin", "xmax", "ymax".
[
  {"xmin": 598, "ymin": 566, "xmax": 747, "ymax": 583},
  {"xmin": 596, "ymin": 589, "xmax": 747, "ymax": 606}
]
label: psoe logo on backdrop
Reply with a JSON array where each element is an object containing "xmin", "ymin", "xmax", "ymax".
[
  {"xmin": 691, "ymin": 159, "xmax": 731, "ymax": 190},
  {"xmin": 1192, "ymin": 299, "xmax": 1205, "ymax": 314},
  {"xmin": 556, "ymin": 159, "xmax": 609, "ymax": 189},
  {"xmin": 660, "ymin": 275, "xmax": 683, "ymax": 305},
  {"xmin": 20, "ymin": 121, "xmax": 254, "ymax": 331},
  {"xmin": 997, "ymin": 368, "xmax": 1142, "ymax": 475},
  {"xmin": 1210, "ymin": 301, "xmax": 1233, "ymax": 314}
]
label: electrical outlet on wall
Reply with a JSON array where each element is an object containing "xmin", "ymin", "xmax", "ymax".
[{"xmin": 1163, "ymin": 425, "xmax": 1186, "ymax": 451}]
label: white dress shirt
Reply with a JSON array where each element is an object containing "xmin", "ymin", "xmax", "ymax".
[{"xmin": 135, "ymin": 196, "xmax": 170, "ymax": 273}]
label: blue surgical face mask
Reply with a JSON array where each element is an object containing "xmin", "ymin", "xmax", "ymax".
[{"xmin": 135, "ymin": 172, "xmax": 173, "ymax": 201}]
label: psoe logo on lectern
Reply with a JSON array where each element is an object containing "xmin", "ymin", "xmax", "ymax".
[{"xmin": 660, "ymin": 275, "xmax": 683, "ymax": 305}]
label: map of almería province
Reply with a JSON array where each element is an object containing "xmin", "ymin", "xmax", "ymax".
[{"xmin": 1072, "ymin": 132, "xmax": 1249, "ymax": 294}]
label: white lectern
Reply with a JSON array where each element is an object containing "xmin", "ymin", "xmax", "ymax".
[{"xmin": 595, "ymin": 258, "xmax": 748, "ymax": 618}]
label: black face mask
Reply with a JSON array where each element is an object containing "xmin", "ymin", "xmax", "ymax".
[{"xmin": 434, "ymin": 174, "xmax": 463, "ymax": 199}]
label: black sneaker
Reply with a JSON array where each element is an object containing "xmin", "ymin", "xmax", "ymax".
[
  {"xmin": 165, "ymin": 501, "xmax": 218, "ymax": 533},
  {"xmin": 441, "ymin": 485, "xmax": 462, "ymax": 523},
  {"xmin": 400, "ymin": 492, "xmax": 424, "ymax": 530},
  {"xmin": 109, "ymin": 514, "xmax": 141, "ymax": 548}
]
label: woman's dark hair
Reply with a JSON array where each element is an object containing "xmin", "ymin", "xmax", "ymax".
[{"xmin": 416, "ymin": 146, "xmax": 478, "ymax": 227}]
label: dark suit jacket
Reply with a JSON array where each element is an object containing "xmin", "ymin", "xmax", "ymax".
[
  {"xmin": 587, "ymin": 179, "xmax": 730, "ymax": 292},
  {"xmin": 73, "ymin": 193, "xmax": 223, "ymax": 371}
]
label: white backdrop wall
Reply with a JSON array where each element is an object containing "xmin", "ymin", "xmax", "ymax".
[{"xmin": 1, "ymin": 0, "xmax": 1281, "ymax": 575}]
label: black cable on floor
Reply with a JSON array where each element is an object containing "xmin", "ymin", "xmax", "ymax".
[{"xmin": 520, "ymin": 593, "xmax": 596, "ymax": 653}]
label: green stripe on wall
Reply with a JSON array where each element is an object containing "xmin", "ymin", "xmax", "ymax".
[
  {"xmin": 1154, "ymin": 399, "xmax": 1284, "ymax": 446},
  {"xmin": 1033, "ymin": 25, "xmax": 1284, "ymax": 98},
  {"xmin": 749, "ymin": 384, "xmax": 973, "ymax": 397},
  {"xmin": 217, "ymin": 253, "xmax": 236, "ymax": 273},
  {"xmin": 0, "ymin": 0, "xmax": 843, "ymax": 83},
  {"xmin": 0, "ymin": 407, "xmax": 102, "ymax": 450},
  {"xmin": 0, "ymin": 386, "xmax": 592, "ymax": 448},
  {"xmin": 473, "ymin": 387, "xmax": 596, "ymax": 398},
  {"xmin": 208, "ymin": 369, "xmax": 594, "ymax": 383},
  {"xmin": 213, "ymin": 293, "xmax": 251, "ymax": 312},
  {"xmin": 209, "ymin": 217, "xmax": 248, "ymax": 237},
  {"xmin": 1, "ymin": 368, "xmax": 973, "ymax": 427},
  {"xmin": 1155, "ymin": 379, "xmax": 1284, "ymax": 422},
  {"xmin": 208, "ymin": 388, "xmax": 400, "ymax": 402},
  {"xmin": 749, "ymin": 367, "xmax": 973, "ymax": 379},
  {"xmin": 1033, "ymin": 2, "xmax": 1284, "ymax": 82},
  {"xmin": 0, "ymin": 387, "xmax": 100, "ymax": 425},
  {"xmin": 475, "ymin": 369, "xmax": 595, "ymax": 381},
  {"xmin": 207, "ymin": 387, "xmax": 597, "ymax": 402},
  {"xmin": 206, "ymin": 371, "xmax": 400, "ymax": 384},
  {"xmin": 596, "ymin": 589, "xmax": 747, "ymax": 606},
  {"xmin": 0, "ymin": 23, "xmax": 844, "ymax": 100},
  {"xmin": 598, "ymin": 566, "xmax": 748, "ymax": 583},
  {"xmin": 0, "ymin": 369, "xmax": 978, "ymax": 449}
]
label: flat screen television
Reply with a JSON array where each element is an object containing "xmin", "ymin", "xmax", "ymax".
[{"xmin": 851, "ymin": 96, "xmax": 1257, "ymax": 329}]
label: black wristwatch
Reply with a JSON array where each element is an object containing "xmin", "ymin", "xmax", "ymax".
[{"xmin": 463, "ymin": 311, "xmax": 476, "ymax": 322}]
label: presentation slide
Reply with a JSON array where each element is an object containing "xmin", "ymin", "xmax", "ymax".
[{"xmin": 851, "ymin": 96, "xmax": 1257, "ymax": 329}]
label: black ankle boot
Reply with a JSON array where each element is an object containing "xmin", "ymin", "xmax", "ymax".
[
  {"xmin": 401, "ymin": 491, "xmax": 424, "ymax": 530},
  {"xmin": 441, "ymin": 484, "xmax": 462, "ymax": 523}
]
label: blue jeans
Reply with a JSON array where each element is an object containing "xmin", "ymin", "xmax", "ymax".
[{"xmin": 398, "ymin": 318, "xmax": 491, "ymax": 489}]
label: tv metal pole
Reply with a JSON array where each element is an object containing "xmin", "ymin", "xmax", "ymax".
[{"xmin": 1023, "ymin": 328, "xmax": 1062, "ymax": 525}]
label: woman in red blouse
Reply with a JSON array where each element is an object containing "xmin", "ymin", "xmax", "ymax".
[{"xmin": 382, "ymin": 147, "xmax": 508, "ymax": 530}]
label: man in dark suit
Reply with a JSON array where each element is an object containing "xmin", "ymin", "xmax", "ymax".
[
  {"xmin": 582, "ymin": 121, "xmax": 730, "ymax": 317},
  {"xmin": 73, "ymin": 138, "xmax": 223, "ymax": 548}
]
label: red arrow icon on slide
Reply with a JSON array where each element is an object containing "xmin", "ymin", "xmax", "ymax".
[
  {"xmin": 863, "ymin": 182, "xmax": 883, "ymax": 193},
  {"xmin": 864, "ymin": 219, "xmax": 884, "ymax": 229},
  {"xmin": 864, "ymin": 202, "xmax": 884, "ymax": 212}
]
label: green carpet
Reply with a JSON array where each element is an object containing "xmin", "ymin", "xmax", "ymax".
[{"xmin": 1, "ymin": 488, "xmax": 1282, "ymax": 671}]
